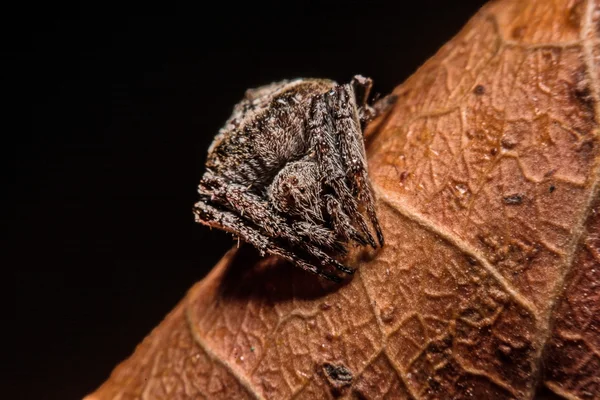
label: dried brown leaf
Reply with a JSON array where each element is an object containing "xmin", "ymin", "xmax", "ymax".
[{"xmin": 87, "ymin": 0, "xmax": 600, "ymax": 398}]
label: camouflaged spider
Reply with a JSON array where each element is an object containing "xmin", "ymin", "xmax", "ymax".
[{"xmin": 194, "ymin": 75, "xmax": 389, "ymax": 282}]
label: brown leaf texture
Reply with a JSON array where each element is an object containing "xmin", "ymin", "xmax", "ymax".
[{"xmin": 87, "ymin": 0, "xmax": 600, "ymax": 399}]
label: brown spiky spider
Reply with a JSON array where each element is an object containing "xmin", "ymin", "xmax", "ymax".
[{"xmin": 194, "ymin": 75, "xmax": 388, "ymax": 282}]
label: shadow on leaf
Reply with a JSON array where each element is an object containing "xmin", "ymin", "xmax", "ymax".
[{"xmin": 217, "ymin": 244, "xmax": 352, "ymax": 301}]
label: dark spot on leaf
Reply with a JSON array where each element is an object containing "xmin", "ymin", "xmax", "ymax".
[
  {"xmin": 380, "ymin": 305, "xmax": 395, "ymax": 323},
  {"xmin": 395, "ymin": 166, "xmax": 409, "ymax": 184},
  {"xmin": 511, "ymin": 25, "xmax": 526, "ymax": 39},
  {"xmin": 353, "ymin": 392, "xmax": 369, "ymax": 400},
  {"xmin": 323, "ymin": 362, "xmax": 353, "ymax": 386},
  {"xmin": 322, "ymin": 362, "xmax": 353, "ymax": 396},
  {"xmin": 501, "ymin": 137, "xmax": 517, "ymax": 150},
  {"xmin": 490, "ymin": 147, "xmax": 498, "ymax": 156},
  {"xmin": 572, "ymin": 69, "xmax": 597, "ymax": 124},
  {"xmin": 573, "ymin": 85, "xmax": 595, "ymax": 116},
  {"xmin": 577, "ymin": 139, "xmax": 595, "ymax": 153},
  {"xmin": 504, "ymin": 194, "xmax": 524, "ymax": 205},
  {"xmin": 427, "ymin": 375, "xmax": 442, "ymax": 391},
  {"xmin": 399, "ymin": 170, "xmax": 409, "ymax": 182},
  {"xmin": 549, "ymin": 185, "xmax": 556, "ymax": 193},
  {"xmin": 473, "ymin": 85, "xmax": 485, "ymax": 95}
]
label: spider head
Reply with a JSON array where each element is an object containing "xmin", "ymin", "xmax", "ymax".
[{"xmin": 269, "ymin": 160, "xmax": 323, "ymax": 221}]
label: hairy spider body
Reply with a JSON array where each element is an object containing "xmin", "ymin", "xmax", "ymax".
[{"xmin": 194, "ymin": 75, "xmax": 386, "ymax": 281}]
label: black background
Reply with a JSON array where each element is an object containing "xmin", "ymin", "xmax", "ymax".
[{"xmin": 10, "ymin": 1, "xmax": 486, "ymax": 398}]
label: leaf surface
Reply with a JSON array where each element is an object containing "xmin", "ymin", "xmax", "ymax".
[{"xmin": 87, "ymin": 0, "xmax": 600, "ymax": 398}]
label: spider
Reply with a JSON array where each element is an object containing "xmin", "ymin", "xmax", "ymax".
[{"xmin": 194, "ymin": 75, "xmax": 390, "ymax": 282}]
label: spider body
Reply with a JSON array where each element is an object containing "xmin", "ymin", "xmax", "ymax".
[{"xmin": 194, "ymin": 75, "xmax": 386, "ymax": 281}]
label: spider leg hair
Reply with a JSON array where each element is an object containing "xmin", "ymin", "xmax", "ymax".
[
  {"xmin": 199, "ymin": 175, "xmax": 341, "ymax": 251},
  {"xmin": 307, "ymin": 93, "xmax": 376, "ymax": 248},
  {"xmin": 327, "ymin": 83, "xmax": 384, "ymax": 246},
  {"xmin": 351, "ymin": 75, "xmax": 376, "ymax": 127},
  {"xmin": 324, "ymin": 194, "xmax": 368, "ymax": 246},
  {"xmin": 197, "ymin": 175, "xmax": 353, "ymax": 275},
  {"xmin": 193, "ymin": 200, "xmax": 343, "ymax": 282}
]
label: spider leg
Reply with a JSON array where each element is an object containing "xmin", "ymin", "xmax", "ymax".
[
  {"xmin": 351, "ymin": 75, "xmax": 376, "ymax": 127},
  {"xmin": 199, "ymin": 174, "xmax": 335, "ymax": 250},
  {"xmin": 292, "ymin": 221, "xmax": 347, "ymax": 255},
  {"xmin": 193, "ymin": 200, "xmax": 342, "ymax": 282},
  {"xmin": 352, "ymin": 75, "xmax": 398, "ymax": 128},
  {"xmin": 307, "ymin": 93, "xmax": 376, "ymax": 247},
  {"xmin": 198, "ymin": 175, "xmax": 353, "ymax": 274},
  {"xmin": 351, "ymin": 75, "xmax": 373, "ymax": 107},
  {"xmin": 327, "ymin": 83, "xmax": 384, "ymax": 246},
  {"xmin": 199, "ymin": 175, "xmax": 295, "ymax": 242},
  {"xmin": 324, "ymin": 194, "xmax": 368, "ymax": 247}
]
